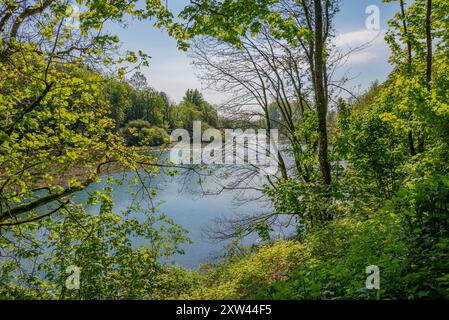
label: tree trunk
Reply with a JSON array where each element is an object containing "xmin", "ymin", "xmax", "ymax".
[
  {"xmin": 418, "ymin": 0, "xmax": 432, "ymax": 153},
  {"xmin": 400, "ymin": 0, "xmax": 412, "ymax": 65},
  {"xmin": 313, "ymin": 0, "xmax": 331, "ymax": 185},
  {"xmin": 399, "ymin": 0, "xmax": 417, "ymax": 156},
  {"xmin": 425, "ymin": 0, "xmax": 432, "ymax": 91}
]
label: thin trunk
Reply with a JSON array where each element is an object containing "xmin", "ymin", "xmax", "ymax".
[
  {"xmin": 425, "ymin": 0, "xmax": 432, "ymax": 92},
  {"xmin": 313, "ymin": 0, "xmax": 331, "ymax": 185},
  {"xmin": 264, "ymin": 106, "xmax": 288, "ymax": 180},
  {"xmin": 400, "ymin": 0, "xmax": 416, "ymax": 156},
  {"xmin": 400, "ymin": 0, "xmax": 412, "ymax": 64},
  {"xmin": 419, "ymin": 0, "xmax": 432, "ymax": 153}
]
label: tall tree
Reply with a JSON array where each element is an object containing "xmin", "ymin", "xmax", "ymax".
[
  {"xmin": 425, "ymin": 0, "xmax": 433, "ymax": 91},
  {"xmin": 312, "ymin": 0, "xmax": 331, "ymax": 185},
  {"xmin": 0, "ymin": 0, "xmax": 176, "ymax": 225}
]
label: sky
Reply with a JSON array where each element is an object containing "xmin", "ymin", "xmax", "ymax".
[{"xmin": 105, "ymin": 0, "xmax": 400, "ymax": 104}]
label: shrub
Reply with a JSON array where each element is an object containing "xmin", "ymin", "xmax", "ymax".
[
  {"xmin": 180, "ymin": 240, "xmax": 304, "ymax": 299},
  {"xmin": 124, "ymin": 120, "xmax": 169, "ymax": 146},
  {"xmin": 142, "ymin": 126, "xmax": 170, "ymax": 146},
  {"xmin": 251, "ymin": 214, "xmax": 408, "ymax": 300},
  {"xmin": 177, "ymin": 213, "xmax": 440, "ymax": 300}
]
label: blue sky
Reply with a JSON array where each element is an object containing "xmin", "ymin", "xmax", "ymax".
[{"xmin": 106, "ymin": 0, "xmax": 400, "ymax": 104}]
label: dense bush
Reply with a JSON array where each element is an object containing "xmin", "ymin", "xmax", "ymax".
[
  {"xmin": 124, "ymin": 120, "xmax": 169, "ymax": 146},
  {"xmin": 142, "ymin": 126, "xmax": 170, "ymax": 146},
  {"xmin": 251, "ymin": 215, "xmax": 407, "ymax": 300},
  {"xmin": 174, "ymin": 210, "xmax": 448, "ymax": 300},
  {"xmin": 177, "ymin": 240, "xmax": 305, "ymax": 299}
]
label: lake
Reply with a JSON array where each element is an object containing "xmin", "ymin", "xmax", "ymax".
[{"xmin": 74, "ymin": 158, "xmax": 292, "ymax": 269}]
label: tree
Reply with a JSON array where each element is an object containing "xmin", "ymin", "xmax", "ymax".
[
  {"xmin": 179, "ymin": 0, "xmax": 339, "ymax": 186},
  {"xmin": 181, "ymin": 0, "xmax": 343, "ymax": 235},
  {"xmin": 173, "ymin": 101, "xmax": 203, "ymax": 135},
  {"xmin": 103, "ymin": 80, "xmax": 133, "ymax": 128},
  {"xmin": 178, "ymin": 89, "xmax": 219, "ymax": 130},
  {"xmin": 0, "ymin": 0, "xmax": 175, "ymax": 225},
  {"xmin": 129, "ymin": 71, "xmax": 149, "ymax": 90},
  {"xmin": 183, "ymin": 89, "xmax": 205, "ymax": 108},
  {"xmin": 0, "ymin": 0, "xmax": 194, "ymax": 298},
  {"xmin": 312, "ymin": 0, "xmax": 331, "ymax": 185}
]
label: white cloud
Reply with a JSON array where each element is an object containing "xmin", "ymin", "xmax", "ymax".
[
  {"xmin": 333, "ymin": 29, "xmax": 389, "ymax": 65},
  {"xmin": 142, "ymin": 29, "xmax": 391, "ymax": 103}
]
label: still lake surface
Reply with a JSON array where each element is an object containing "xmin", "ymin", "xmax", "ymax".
[{"xmin": 73, "ymin": 161, "xmax": 291, "ymax": 269}]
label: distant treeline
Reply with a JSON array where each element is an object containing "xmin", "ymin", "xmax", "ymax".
[{"xmin": 103, "ymin": 71, "xmax": 219, "ymax": 146}]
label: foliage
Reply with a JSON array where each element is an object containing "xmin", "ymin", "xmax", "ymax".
[
  {"xmin": 199, "ymin": 0, "xmax": 449, "ymax": 301},
  {"xmin": 177, "ymin": 212, "xmax": 448, "ymax": 300},
  {"xmin": 2, "ymin": 0, "xmax": 449, "ymax": 301},
  {"xmin": 181, "ymin": 89, "xmax": 219, "ymax": 130},
  {"xmin": 179, "ymin": 240, "xmax": 304, "ymax": 299},
  {"xmin": 252, "ymin": 215, "xmax": 408, "ymax": 300},
  {"xmin": 0, "ymin": 180, "xmax": 192, "ymax": 300},
  {"xmin": 143, "ymin": 126, "xmax": 170, "ymax": 147},
  {"xmin": 0, "ymin": 0, "xmax": 191, "ymax": 300}
]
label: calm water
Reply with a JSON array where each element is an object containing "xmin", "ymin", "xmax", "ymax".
[{"xmin": 73, "ymin": 163, "xmax": 290, "ymax": 269}]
